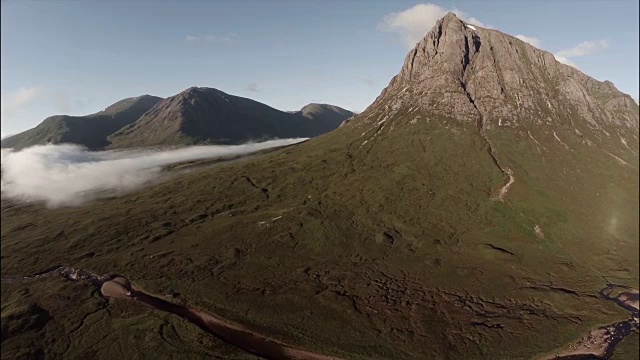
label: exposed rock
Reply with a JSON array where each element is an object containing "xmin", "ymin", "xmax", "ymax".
[{"xmin": 352, "ymin": 12, "xmax": 638, "ymax": 153}]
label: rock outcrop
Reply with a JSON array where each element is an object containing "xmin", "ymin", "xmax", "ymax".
[{"xmin": 353, "ymin": 13, "xmax": 638, "ymax": 153}]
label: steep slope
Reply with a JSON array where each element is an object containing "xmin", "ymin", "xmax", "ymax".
[
  {"xmin": 1, "ymin": 13, "xmax": 638, "ymax": 360},
  {"xmin": 0, "ymin": 95, "xmax": 162, "ymax": 150},
  {"xmin": 107, "ymin": 88, "xmax": 353, "ymax": 148}
]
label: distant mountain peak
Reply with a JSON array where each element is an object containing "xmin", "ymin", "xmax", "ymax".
[
  {"xmin": 180, "ymin": 87, "xmax": 218, "ymax": 98},
  {"xmin": 107, "ymin": 87, "xmax": 354, "ymax": 148},
  {"xmin": 1, "ymin": 95, "xmax": 162, "ymax": 150}
]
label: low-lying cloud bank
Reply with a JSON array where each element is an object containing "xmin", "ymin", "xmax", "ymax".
[{"xmin": 1, "ymin": 138, "xmax": 306, "ymax": 207}]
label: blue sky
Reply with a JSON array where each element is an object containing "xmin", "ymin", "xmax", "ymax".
[{"xmin": 2, "ymin": 0, "xmax": 638, "ymax": 137}]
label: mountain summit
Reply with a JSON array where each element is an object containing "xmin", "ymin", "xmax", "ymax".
[
  {"xmin": 349, "ymin": 12, "xmax": 637, "ymax": 199},
  {"xmin": 370, "ymin": 12, "xmax": 637, "ymax": 134}
]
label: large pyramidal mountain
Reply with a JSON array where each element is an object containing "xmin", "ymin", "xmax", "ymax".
[
  {"xmin": 107, "ymin": 87, "xmax": 354, "ymax": 148},
  {"xmin": 350, "ymin": 12, "xmax": 637, "ymax": 154},
  {"xmin": 0, "ymin": 95, "xmax": 162, "ymax": 150},
  {"xmin": 1, "ymin": 13, "xmax": 638, "ymax": 360}
]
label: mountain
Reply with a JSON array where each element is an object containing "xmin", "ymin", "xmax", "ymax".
[
  {"xmin": 294, "ymin": 103, "xmax": 355, "ymax": 133},
  {"xmin": 107, "ymin": 87, "xmax": 354, "ymax": 148},
  {"xmin": 2, "ymin": 13, "xmax": 638, "ymax": 360},
  {"xmin": 0, "ymin": 95, "xmax": 162, "ymax": 150},
  {"xmin": 367, "ymin": 12, "xmax": 637, "ymax": 148},
  {"xmin": 287, "ymin": 103, "xmax": 353, "ymax": 117},
  {"xmin": 1, "ymin": 90, "xmax": 353, "ymax": 151}
]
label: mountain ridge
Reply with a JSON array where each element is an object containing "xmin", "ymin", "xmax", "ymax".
[
  {"xmin": 2, "ymin": 88, "xmax": 354, "ymax": 150},
  {"xmin": 0, "ymin": 95, "xmax": 162, "ymax": 150},
  {"xmin": 107, "ymin": 87, "xmax": 354, "ymax": 148}
]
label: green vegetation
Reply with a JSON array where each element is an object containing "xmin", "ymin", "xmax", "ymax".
[
  {"xmin": 107, "ymin": 88, "xmax": 354, "ymax": 149},
  {"xmin": 1, "ymin": 278, "xmax": 257, "ymax": 359},
  {"xmin": 1, "ymin": 13, "xmax": 638, "ymax": 359},
  {"xmin": 611, "ymin": 332, "xmax": 640, "ymax": 360},
  {"xmin": 0, "ymin": 95, "xmax": 162, "ymax": 150},
  {"xmin": 2, "ymin": 110, "xmax": 637, "ymax": 359}
]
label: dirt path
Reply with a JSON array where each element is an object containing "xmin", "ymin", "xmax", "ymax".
[
  {"xmin": 3, "ymin": 268, "xmax": 340, "ymax": 360},
  {"xmin": 100, "ymin": 277, "xmax": 341, "ymax": 360},
  {"xmin": 497, "ymin": 168, "xmax": 515, "ymax": 201}
]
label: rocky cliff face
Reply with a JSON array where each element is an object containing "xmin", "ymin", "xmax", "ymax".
[
  {"xmin": 334, "ymin": 13, "xmax": 638, "ymax": 284},
  {"xmin": 353, "ymin": 13, "xmax": 638, "ymax": 153}
]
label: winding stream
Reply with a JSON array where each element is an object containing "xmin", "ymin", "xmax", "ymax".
[
  {"xmin": 2, "ymin": 268, "xmax": 638, "ymax": 359},
  {"xmin": 545, "ymin": 284, "xmax": 639, "ymax": 360},
  {"xmin": 2, "ymin": 267, "xmax": 339, "ymax": 360}
]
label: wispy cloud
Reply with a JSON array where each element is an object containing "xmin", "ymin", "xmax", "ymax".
[
  {"xmin": 379, "ymin": 3, "xmax": 486, "ymax": 49},
  {"xmin": 244, "ymin": 83, "xmax": 259, "ymax": 92},
  {"xmin": 1, "ymin": 86, "xmax": 47, "ymax": 136},
  {"xmin": 1, "ymin": 86, "xmax": 46, "ymax": 115},
  {"xmin": 1, "ymin": 86, "xmax": 89, "ymax": 136},
  {"xmin": 515, "ymin": 35, "xmax": 542, "ymax": 48},
  {"xmin": 185, "ymin": 33, "xmax": 238, "ymax": 43},
  {"xmin": 379, "ymin": 4, "xmax": 609, "ymax": 72},
  {"xmin": 496, "ymin": 31, "xmax": 607, "ymax": 69},
  {"xmin": 553, "ymin": 40, "xmax": 609, "ymax": 68},
  {"xmin": 556, "ymin": 40, "xmax": 609, "ymax": 58},
  {"xmin": 0, "ymin": 139, "xmax": 307, "ymax": 207},
  {"xmin": 553, "ymin": 55, "xmax": 577, "ymax": 67}
]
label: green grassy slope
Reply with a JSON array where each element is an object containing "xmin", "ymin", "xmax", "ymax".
[
  {"xmin": 0, "ymin": 95, "xmax": 162, "ymax": 150},
  {"xmin": 107, "ymin": 88, "xmax": 354, "ymax": 149},
  {"xmin": 2, "ymin": 109, "xmax": 637, "ymax": 358}
]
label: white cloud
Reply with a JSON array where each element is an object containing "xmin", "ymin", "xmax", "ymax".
[
  {"xmin": 1, "ymin": 86, "xmax": 88, "ymax": 136},
  {"xmin": 501, "ymin": 36, "xmax": 608, "ymax": 69},
  {"xmin": 379, "ymin": 4, "xmax": 610, "ymax": 72},
  {"xmin": 553, "ymin": 54, "xmax": 578, "ymax": 68},
  {"xmin": 556, "ymin": 40, "xmax": 609, "ymax": 58},
  {"xmin": 1, "ymin": 86, "xmax": 47, "ymax": 136},
  {"xmin": 1, "ymin": 86, "xmax": 46, "ymax": 115},
  {"xmin": 185, "ymin": 33, "xmax": 238, "ymax": 43},
  {"xmin": 379, "ymin": 3, "xmax": 487, "ymax": 49},
  {"xmin": 552, "ymin": 40, "xmax": 609, "ymax": 69},
  {"xmin": 515, "ymin": 35, "xmax": 542, "ymax": 48},
  {"xmin": 244, "ymin": 83, "xmax": 259, "ymax": 92},
  {"xmin": 0, "ymin": 139, "xmax": 307, "ymax": 207}
]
